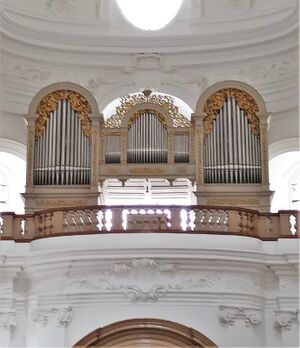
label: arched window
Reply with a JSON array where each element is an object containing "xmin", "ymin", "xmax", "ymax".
[
  {"xmin": 270, "ymin": 151, "xmax": 300, "ymax": 212},
  {"xmin": 0, "ymin": 152, "xmax": 26, "ymax": 213},
  {"xmin": 0, "ymin": 173, "xmax": 8, "ymax": 212}
]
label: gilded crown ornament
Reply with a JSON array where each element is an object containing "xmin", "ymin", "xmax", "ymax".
[{"xmin": 105, "ymin": 92, "xmax": 191, "ymax": 128}]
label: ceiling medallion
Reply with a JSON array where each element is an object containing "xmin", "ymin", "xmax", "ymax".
[
  {"xmin": 105, "ymin": 91, "xmax": 191, "ymax": 129},
  {"xmin": 116, "ymin": 0, "xmax": 183, "ymax": 31}
]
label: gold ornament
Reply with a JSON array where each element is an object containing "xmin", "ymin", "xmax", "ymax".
[
  {"xmin": 127, "ymin": 109, "xmax": 167, "ymax": 129},
  {"xmin": 203, "ymin": 88, "xmax": 260, "ymax": 136},
  {"xmin": 35, "ymin": 90, "xmax": 92, "ymax": 138},
  {"xmin": 105, "ymin": 93, "xmax": 191, "ymax": 128}
]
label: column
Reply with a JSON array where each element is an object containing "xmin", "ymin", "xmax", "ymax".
[{"xmin": 90, "ymin": 114, "xmax": 103, "ymax": 189}]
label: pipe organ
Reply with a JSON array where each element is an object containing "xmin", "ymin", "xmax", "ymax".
[
  {"xmin": 203, "ymin": 90, "xmax": 261, "ymax": 184},
  {"xmin": 24, "ymin": 83, "xmax": 271, "ymax": 213},
  {"xmin": 127, "ymin": 111, "xmax": 168, "ymax": 164},
  {"xmin": 33, "ymin": 92, "xmax": 91, "ymax": 185}
]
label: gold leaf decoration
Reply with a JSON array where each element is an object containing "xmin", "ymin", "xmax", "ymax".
[
  {"xmin": 128, "ymin": 109, "xmax": 167, "ymax": 129},
  {"xmin": 105, "ymin": 93, "xmax": 190, "ymax": 128},
  {"xmin": 35, "ymin": 90, "xmax": 92, "ymax": 138},
  {"xmin": 203, "ymin": 88, "xmax": 260, "ymax": 136}
]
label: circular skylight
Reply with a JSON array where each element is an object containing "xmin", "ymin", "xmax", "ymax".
[{"xmin": 116, "ymin": 0, "xmax": 183, "ymax": 31}]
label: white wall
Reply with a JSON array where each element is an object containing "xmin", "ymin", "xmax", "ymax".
[{"xmin": 0, "ymin": 234, "xmax": 299, "ymax": 347}]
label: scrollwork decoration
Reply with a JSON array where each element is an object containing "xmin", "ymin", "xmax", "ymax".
[
  {"xmin": 35, "ymin": 90, "xmax": 92, "ymax": 139},
  {"xmin": 203, "ymin": 88, "xmax": 260, "ymax": 136},
  {"xmin": 105, "ymin": 93, "xmax": 190, "ymax": 128},
  {"xmin": 127, "ymin": 109, "xmax": 167, "ymax": 129}
]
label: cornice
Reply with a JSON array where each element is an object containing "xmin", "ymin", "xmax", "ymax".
[{"xmin": 0, "ymin": 5, "xmax": 298, "ymax": 56}]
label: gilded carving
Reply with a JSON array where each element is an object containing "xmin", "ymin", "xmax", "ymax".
[
  {"xmin": 203, "ymin": 88, "xmax": 259, "ymax": 136},
  {"xmin": 105, "ymin": 93, "xmax": 191, "ymax": 128},
  {"xmin": 35, "ymin": 90, "xmax": 92, "ymax": 139},
  {"xmin": 128, "ymin": 109, "xmax": 167, "ymax": 129}
]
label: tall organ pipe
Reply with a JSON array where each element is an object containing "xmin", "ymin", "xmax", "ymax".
[
  {"xmin": 204, "ymin": 96, "xmax": 261, "ymax": 184},
  {"xmin": 126, "ymin": 111, "xmax": 167, "ymax": 164},
  {"xmin": 33, "ymin": 98, "xmax": 91, "ymax": 185}
]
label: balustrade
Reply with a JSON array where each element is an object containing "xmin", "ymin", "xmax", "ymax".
[{"xmin": 0, "ymin": 206, "xmax": 298, "ymax": 241}]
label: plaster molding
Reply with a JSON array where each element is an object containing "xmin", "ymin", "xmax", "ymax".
[
  {"xmin": 29, "ymin": 258, "xmax": 265, "ymax": 303},
  {"xmin": 1, "ymin": 2, "xmax": 297, "ymax": 53},
  {"xmin": 269, "ymin": 138, "xmax": 300, "ymax": 160},
  {"xmin": 0, "ymin": 139, "xmax": 27, "ymax": 160},
  {"xmin": 0, "ymin": 311, "xmax": 16, "ymax": 330},
  {"xmin": 46, "ymin": 0, "xmax": 75, "ymax": 17},
  {"xmin": 32, "ymin": 306, "xmax": 72, "ymax": 327},
  {"xmin": 219, "ymin": 306, "xmax": 262, "ymax": 327},
  {"xmin": 274, "ymin": 311, "xmax": 298, "ymax": 330}
]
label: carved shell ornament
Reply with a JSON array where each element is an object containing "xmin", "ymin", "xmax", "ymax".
[
  {"xmin": 105, "ymin": 91, "xmax": 191, "ymax": 129},
  {"xmin": 35, "ymin": 90, "xmax": 92, "ymax": 139},
  {"xmin": 203, "ymin": 88, "xmax": 260, "ymax": 136}
]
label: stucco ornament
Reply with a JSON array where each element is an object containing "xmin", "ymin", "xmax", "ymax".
[
  {"xmin": 274, "ymin": 311, "xmax": 298, "ymax": 330},
  {"xmin": 219, "ymin": 306, "xmax": 262, "ymax": 327},
  {"xmin": 32, "ymin": 306, "xmax": 72, "ymax": 327},
  {"xmin": 46, "ymin": 0, "xmax": 75, "ymax": 16},
  {"xmin": 31, "ymin": 258, "xmax": 220, "ymax": 302},
  {"xmin": 0, "ymin": 312, "xmax": 16, "ymax": 330},
  {"xmin": 219, "ymin": 0, "xmax": 256, "ymax": 12}
]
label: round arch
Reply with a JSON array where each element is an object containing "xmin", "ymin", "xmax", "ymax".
[
  {"xmin": 27, "ymin": 81, "xmax": 100, "ymax": 116},
  {"xmin": 269, "ymin": 138, "xmax": 299, "ymax": 160},
  {"xmin": 73, "ymin": 318, "xmax": 218, "ymax": 348},
  {"xmin": 194, "ymin": 80, "xmax": 267, "ymax": 115},
  {"xmin": 0, "ymin": 138, "xmax": 26, "ymax": 160},
  {"xmin": 121, "ymin": 103, "xmax": 174, "ymax": 128}
]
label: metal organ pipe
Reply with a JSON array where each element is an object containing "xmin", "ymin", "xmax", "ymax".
[
  {"xmin": 204, "ymin": 96, "xmax": 261, "ymax": 184},
  {"xmin": 33, "ymin": 98, "xmax": 91, "ymax": 185},
  {"xmin": 126, "ymin": 111, "xmax": 168, "ymax": 164}
]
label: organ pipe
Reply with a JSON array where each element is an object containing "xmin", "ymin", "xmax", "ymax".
[
  {"xmin": 33, "ymin": 98, "xmax": 91, "ymax": 185},
  {"xmin": 204, "ymin": 96, "xmax": 261, "ymax": 184},
  {"xmin": 126, "ymin": 111, "xmax": 168, "ymax": 164},
  {"xmin": 174, "ymin": 134, "xmax": 189, "ymax": 163},
  {"xmin": 106, "ymin": 136, "xmax": 121, "ymax": 163}
]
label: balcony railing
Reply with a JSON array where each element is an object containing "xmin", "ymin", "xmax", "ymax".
[{"xmin": 0, "ymin": 205, "xmax": 298, "ymax": 242}]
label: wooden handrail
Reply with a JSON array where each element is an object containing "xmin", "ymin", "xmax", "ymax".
[{"xmin": 0, "ymin": 205, "xmax": 298, "ymax": 242}]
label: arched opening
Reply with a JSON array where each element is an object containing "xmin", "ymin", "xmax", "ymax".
[
  {"xmin": 0, "ymin": 151, "xmax": 26, "ymax": 214},
  {"xmin": 269, "ymin": 151, "xmax": 300, "ymax": 212},
  {"xmin": 73, "ymin": 318, "xmax": 217, "ymax": 348}
]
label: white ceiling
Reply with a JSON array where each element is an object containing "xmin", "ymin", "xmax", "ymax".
[{"xmin": 0, "ymin": 0, "xmax": 299, "ymax": 148}]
